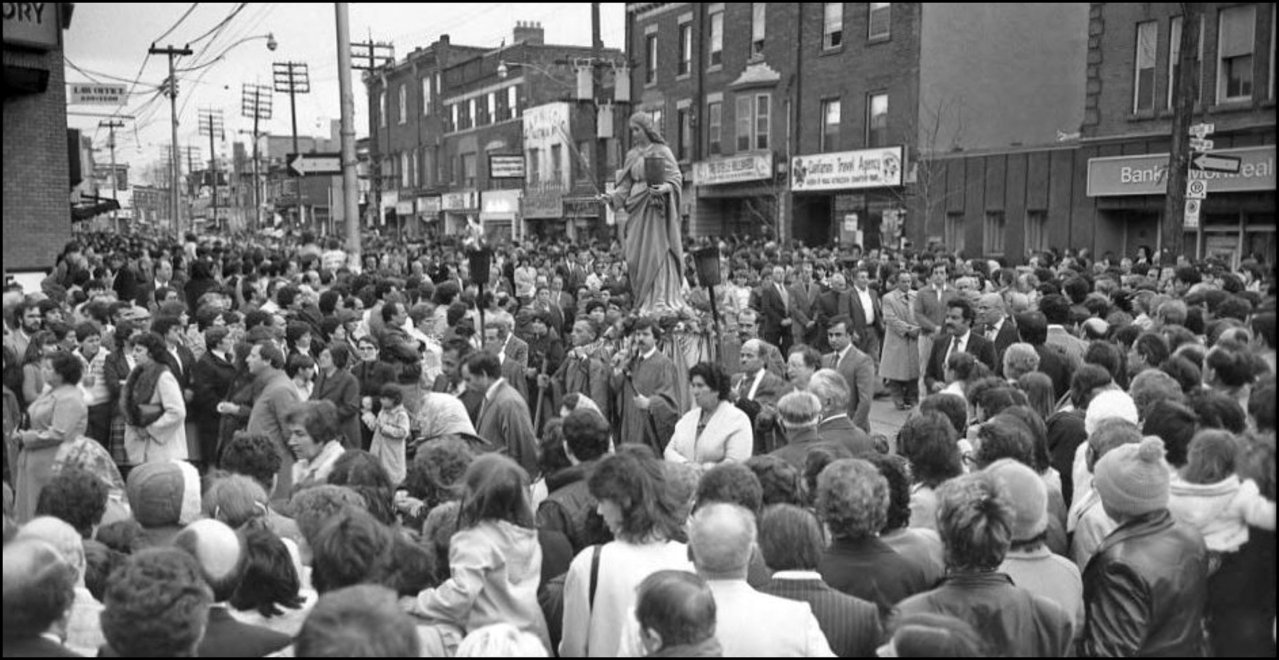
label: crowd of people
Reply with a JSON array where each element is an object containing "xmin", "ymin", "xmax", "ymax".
[{"xmin": 1, "ymin": 225, "xmax": 1275, "ymax": 657}]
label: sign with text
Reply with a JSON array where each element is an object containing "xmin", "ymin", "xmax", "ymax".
[
  {"xmin": 1086, "ymin": 146, "xmax": 1275, "ymax": 197},
  {"xmin": 440, "ymin": 190, "xmax": 478, "ymax": 211},
  {"xmin": 3, "ymin": 2, "xmax": 60, "ymax": 50},
  {"xmin": 791, "ymin": 146, "xmax": 903, "ymax": 192},
  {"xmin": 69, "ymin": 84, "xmax": 127, "ymax": 105},
  {"xmin": 1185, "ymin": 179, "xmax": 1208, "ymax": 200},
  {"xmin": 693, "ymin": 153, "xmax": 773, "ymax": 186},
  {"xmin": 288, "ymin": 153, "xmax": 341, "ymax": 176},
  {"xmin": 417, "ymin": 196, "xmax": 441, "ymax": 215},
  {"xmin": 489, "ymin": 154, "xmax": 526, "ymax": 179},
  {"xmin": 522, "ymin": 181, "xmax": 564, "ymax": 219}
]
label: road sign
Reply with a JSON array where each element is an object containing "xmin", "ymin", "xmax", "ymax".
[
  {"xmin": 1184, "ymin": 198, "xmax": 1201, "ymax": 228},
  {"xmin": 1188, "ymin": 137, "xmax": 1214, "ymax": 152},
  {"xmin": 1186, "ymin": 179, "xmax": 1208, "ymax": 199},
  {"xmin": 287, "ymin": 152, "xmax": 341, "ymax": 176},
  {"xmin": 1189, "ymin": 122, "xmax": 1215, "ymax": 139},
  {"xmin": 1191, "ymin": 152, "xmax": 1243, "ymax": 173}
]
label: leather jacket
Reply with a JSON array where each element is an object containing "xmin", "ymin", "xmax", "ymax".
[{"xmin": 1081, "ymin": 509, "xmax": 1209, "ymax": 657}]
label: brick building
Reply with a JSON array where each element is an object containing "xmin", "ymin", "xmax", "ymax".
[
  {"xmin": 365, "ymin": 23, "xmax": 624, "ymax": 242},
  {"xmin": 3, "ymin": 3, "xmax": 75, "ymax": 274},
  {"xmin": 626, "ymin": 2, "xmax": 1090, "ymax": 251}
]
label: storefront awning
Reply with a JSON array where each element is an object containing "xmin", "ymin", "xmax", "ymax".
[{"xmin": 71, "ymin": 195, "xmax": 120, "ymax": 222}]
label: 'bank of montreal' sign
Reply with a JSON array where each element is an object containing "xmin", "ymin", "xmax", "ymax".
[
  {"xmin": 1086, "ymin": 146, "xmax": 1275, "ymax": 197},
  {"xmin": 791, "ymin": 146, "xmax": 903, "ymax": 192}
]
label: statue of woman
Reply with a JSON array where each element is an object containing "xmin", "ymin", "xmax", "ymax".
[{"xmin": 598, "ymin": 112, "xmax": 690, "ymax": 315}]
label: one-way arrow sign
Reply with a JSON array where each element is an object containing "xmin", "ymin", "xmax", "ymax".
[
  {"xmin": 1191, "ymin": 152, "xmax": 1242, "ymax": 174},
  {"xmin": 288, "ymin": 152, "xmax": 342, "ymax": 176}
]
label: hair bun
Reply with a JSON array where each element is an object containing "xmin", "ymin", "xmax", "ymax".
[{"xmin": 1137, "ymin": 436, "xmax": 1166, "ymax": 463}]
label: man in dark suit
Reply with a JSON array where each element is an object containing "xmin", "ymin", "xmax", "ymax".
[
  {"xmin": 757, "ymin": 504, "xmax": 884, "ymax": 658},
  {"xmin": 787, "ymin": 261, "xmax": 822, "ymax": 348},
  {"xmin": 811, "ymin": 273, "xmax": 854, "ymax": 354},
  {"xmin": 434, "ymin": 339, "xmax": 484, "ymax": 424},
  {"xmin": 849, "ymin": 267, "xmax": 885, "ymax": 366},
  {"xmin": 734, "ymin": 338, "xmax": 794, "ymax": 455},
  {"xmin": 2, "ymin": 539, "xmax": 81, "ymax": 658},
  {"xmin": 809, "ymin": 369, "xmax": 876, "ymax": 456},
  {"xmin": 754, "ymin": 266, "xmax": 792, "ymax": 354},
  {"xmin": 465, "ymin": 351, "xmax": 539, "ymax": 477},
  {"xmin": 1016, "ymin": 311, "xmax": 1073, "ymax": 400},
  {"xmin": 821, "ymin": 315, "xmax": 877, "ymax": 434},
  {"xmin": 976, "ymin": 293, "xmax": 1019, "ymax": 376},
  {"xmin": 174, "ymin": 520, "xmax": 292, "ymax": 658},
  {"xmin": 925, "ymin": 298, "xmax": 998, "ymax": 394}
]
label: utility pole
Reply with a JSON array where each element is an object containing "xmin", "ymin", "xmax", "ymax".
[
  {"xmin": 150, "ymin": 42, "xmax": 193, "ymax": 237},
  {"xmin": 350, "ymin": 37, "xmax": 395, "ymax": 249},
  {"xmin": 241, "ymin": 84, "xmax": 273, "ymax": 233},
  {"xmin": 337, "ymin": 4, "xmax": 364, "ymax": 272},
  {"xmin": 199, "ymin": 109, "xmax": 226, "ymax": 232},
  {"xmin": 1164, "ymin": 3, "xmax": 1203, "ymax": 261},
  {"xmin": 273, "ymin": 61, "xmax": 311, "ymax": 232},
  {"xmin": 99, "ymin": 118, "xmax": 126, "ymax": 232}
]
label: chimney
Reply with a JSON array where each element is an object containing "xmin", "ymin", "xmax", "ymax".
[{"xmin": 513, "ymin": 21, "xmax": 544, "ymax": 46}]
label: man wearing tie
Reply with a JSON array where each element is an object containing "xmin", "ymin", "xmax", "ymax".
[
  {"xmin": 849, "ymin": 267, "xmax": 884, "ymax": 378},
  {"xmin": 812, "ymin": 273, "xmax": 854, "ymax": 353},
  {"xmin": 925, "ymin": 298, "xmax": 998, "ymax": 394},
  {"xmin": 787, "ymin": 261, "xmax": 822, "ymax": 347},
  {"xmin": 756, "ymin": 266, "xmax": 792, "ymax": 355},
  {"xmin": 734, "ymin": 339, "xmax": 793, "ymax": 454},
  {"xmin": 822, "ymin": 315, "xmax": 876, "ymax": 433},
  {"xmin": 975, "ymin": 293, "xmax": 1018, "ymax": 376}
]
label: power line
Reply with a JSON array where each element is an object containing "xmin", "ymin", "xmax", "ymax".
[{"xmin": 154, "ymin": 3, "xmax": 201, "ymax": 43}]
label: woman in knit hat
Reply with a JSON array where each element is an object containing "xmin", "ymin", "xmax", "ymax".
[{"xmin": 1081, "ymin": 436, "xmax": 1210, "ymax": 657}]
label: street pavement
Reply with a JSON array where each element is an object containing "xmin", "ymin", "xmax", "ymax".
[{"xmin": 868, "ymin": 396, "xmax": 913, "ymax": 446}]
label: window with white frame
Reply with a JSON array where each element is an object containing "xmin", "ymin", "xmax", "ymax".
[
  {"xmin": 751, "ymin": 4, "xmax": 766, "ymax": 57},
  {"xmin": 709, "ymin": 9, "xmax": 724, "ymax": 66},
  {"xmin": 1133, "ymin": 20, "xmax": 1158, "ymax": 112},
  {"xmin": 736, "ymin": 96, "xmax": 752, "ymax": 151},
  {"xmin": 400, "ymin": 152, "xmax": 410, "ymax": 188},
  {"xmin": 708, "ymin": 101, "xmax": 723, "ymax": 156},
  {"xmin": 508, "ymin": 86, "xmax": 519, "ymax": 120},
  {"xmin": 398, "ymin": 85, "xmax": 407, "ymax": 124},
  {"xmin": 645, "ymin": 33, "xmax": 658, "ymax": 85},
  {"xmin": 411, "ymin": 150, "xmax": 419, "ymax": 188},
  {"xmin": 983, "ymin": 211, "xmax": 1006, "ymax": 256},
  {"xmin": 678, "ymin": 22, "xmax": 692, "ymax": 76},
  {"xmin": 868, "ymin": 3, "xmax": 890, "ymax": 40},
  {"xmin": 754, "ymin": 93, "xmax": 770, "ymax": 150},
  {"xmin": 488, "ymin": 92, "xmax": 496, "ymax": 125},
  {"xmin": 1217, "ymin": 5, "xmax": 1255, "ymax": 102},
  {"xmin": 867, "ymin": 93, "xmax": 888, "ymax": 148},
  {"xmin": 820, "ymin": 98, "xmax": 841, "ymax": 152},
  {"xmin": 1025, "ymin": 210, "xmax": 1048, "ymax": 254},
  {"xmin": 649, "ymin": 108, "xmax": 664, "ymax": 137},
  {"xmin": 1168, "ymin": 16, "xmax": 1203, "ymax": 109},
  {"xmin": 468, "ymin": 99, "xmax": 477, "ymax": 129},
  {"xmin": 422, "ymin": 77, "xmax": 432, "ymax": 116},
  {"xmin": 823, "ymin": 3, "xmax": 843, "ymax": 49},
  {"xmin": 379, "ymin": 90, "xmax": 387, "ymax": 127},
  {"xmin": 450, "ymin": 104, "xmax": 458, "ymax": 132},
  {"xmin": 945, "ymin": 213, "xmax": 965, "ymax": 256}
]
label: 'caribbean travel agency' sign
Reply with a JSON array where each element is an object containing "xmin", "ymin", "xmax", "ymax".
[{"xmin": 791, "ymin": 146, "xmax": 903, "ymax": 192}]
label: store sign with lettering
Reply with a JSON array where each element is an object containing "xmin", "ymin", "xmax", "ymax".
[
  {"xmin": 69, "ymin": 84, "xmax": 127, "ymax": 105},
  {"xmin": 3, "ymin": 2, "xmax": 60, "ymax": 50},
  {"xmin": 1086, "ymin": 146, "xmax": 1274, "ymax": 197},
  {"xmin": 441, "ymin": 190, "xmax": 478, "ymax": 210},
  {"xmin": 791, "ymin": 146, "xmax": 903, "ymax": 192},
  {"xmin": 693, "ymin": 152, "xmax": 773, "ymax": 186}
]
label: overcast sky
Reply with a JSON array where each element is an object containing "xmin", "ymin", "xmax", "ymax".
[{"xmin": 63, "ymin": 3, "xmax": 625, "ymax": 179}]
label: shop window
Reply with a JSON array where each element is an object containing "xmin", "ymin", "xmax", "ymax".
[
  {"xmin": 823, "ymin": 3, "xmax": 843, "ymax": 50},
  {"xmin": 1168, "ymin": 16, "xmax": 1203, "ymax": 109},
  {"xmin": 945, "ymin": 213, "xmax": 966, "ymax": 256},
  {"xmin": 709, "ymin": 9, "xmax": 724, "ymax": 66},
  {"xmin": 645, "ymin": 33, "xmax": 658, "ymax": 85},
  {"xmin": 983, "ymin": 211, "xmax": 1006, "ymax": 257},
  {"xmin": 678, "ymin": 22, "xmax": 692, "ymax": 76},
  {"xmin": 1133, "ymin": 20, "xmax": 1157, "ymax": 112},
  {"xmin": 751, "ymin": 3, "xmax": 766, "ymax": 58},
  {"xmin": 708, "ymin": 101, "xmax": 723, "ymax": 156},
  {"xmin": 820, "ymin": 98, "xmax": 841, "ymax": 152},
  {"xmin": 867, "ymin": 93, "xmax": 888, "ymax": 148},
  {"xmin": 1025, "ymin": 210, "xmax": 1048, "ymax": 254},
  {"xmin": 868, "ymin": 3, "xmax": 890, "ymax": 41},
  {"xmin": 1217, "ymin": 5, "xmax": 1255, "ymax": 102}
]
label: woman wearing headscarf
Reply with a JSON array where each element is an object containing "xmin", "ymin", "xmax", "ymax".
[{"xmin": 597, "ymin": 112, "xmax": 689, "ymax": 315}]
